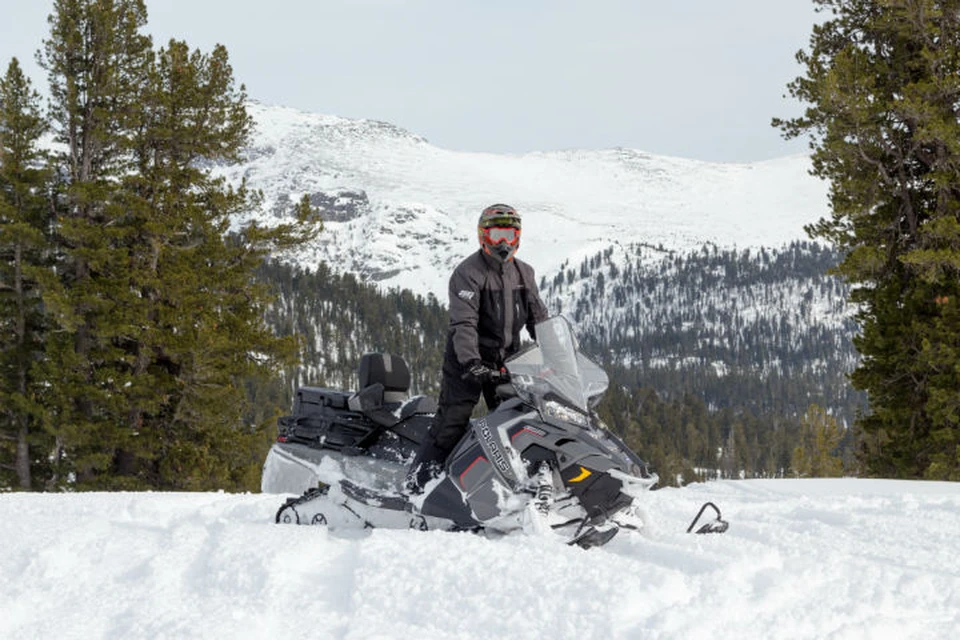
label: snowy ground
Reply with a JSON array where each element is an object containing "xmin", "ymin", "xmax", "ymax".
[{"xmin": 2, "ymin": 479, "xmax": 957, "ymax": 639}]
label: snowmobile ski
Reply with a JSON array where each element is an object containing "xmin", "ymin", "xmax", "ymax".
[{"xmin": 686, "ymin": 501, "xmax": 729, "ymax": 534}]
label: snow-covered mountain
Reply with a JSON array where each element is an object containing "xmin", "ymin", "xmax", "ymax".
[
  {"xmin": 218, "ymin": 102, "xmax": 830, "ymax": 301},
  {"xmin": 221, "ymin": 103, "xmax": 860, "ymax": 418}
]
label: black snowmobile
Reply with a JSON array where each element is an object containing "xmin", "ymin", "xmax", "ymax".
[{"xmin": 262, "ymin": 316, "xmax": 727, "ymax": 548}]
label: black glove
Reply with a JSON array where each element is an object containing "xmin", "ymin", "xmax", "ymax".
[{"xmin": 463, "ymin": 362, "xmax": 504, "ymax": 384}]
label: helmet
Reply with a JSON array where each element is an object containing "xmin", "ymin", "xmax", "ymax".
[{"xmin": 477, "ymin": 203, "xmax": 521, "ymax": 263}]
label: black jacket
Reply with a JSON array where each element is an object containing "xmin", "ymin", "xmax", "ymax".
[{"xmin": 446, "ymin": 250, "xmax": 549, "ymax": 368}]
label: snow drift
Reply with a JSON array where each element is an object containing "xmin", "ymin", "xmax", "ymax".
[{"xmin": 2, "ymin": 479, "xmax": 957, "ymax": 639}]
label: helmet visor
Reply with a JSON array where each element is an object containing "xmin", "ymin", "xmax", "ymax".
[{"xmin": 481, "ymin": 226, "xmax": 521, "ymax": 245}]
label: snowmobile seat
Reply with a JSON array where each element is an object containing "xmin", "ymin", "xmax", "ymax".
[
  {"xmin": 347, "ymin": 383, "xmax": 396, "ymax": 427},
  {"xmin": 347, "ymin": 353, "xmax": 411, "ymax": 426},
  {"xmin": 399, "ymin": 395, "xmax": 437, "ymax": 420},
  {"xmin": 358, "ymin": 353, "xmax": 410, "ymax": 402}
]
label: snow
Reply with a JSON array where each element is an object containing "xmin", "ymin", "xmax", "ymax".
[{"xmin": 2, "ymin": 479, "xmax": 958, "ymax": 639}]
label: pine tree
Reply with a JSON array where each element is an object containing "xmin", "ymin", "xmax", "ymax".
[
  {"xmin": 131, "ymin": 41, "xmax": 321, "ymax": 488},
  {"xmin": 775, "ymin": 0, "xmax": 960, "ymax": 479},
  {"xmin": 36, "ymin": 0, "xmax": 155, "ymax": 488},
  {"xmin": 0, "ymin": 58, "xmax": 55, "ymax": 490},
  {"xmin": 34, "ymin": 1, "xmax": 321, "ymax": 489},
  {"xmin": 791, "ymin": 404, "xmax": 845, "ymax": 477}
]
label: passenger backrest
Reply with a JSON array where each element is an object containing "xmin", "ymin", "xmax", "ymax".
[{"xmin": 357, "ymin": 353, "xmax": 410, "ymax": 404}]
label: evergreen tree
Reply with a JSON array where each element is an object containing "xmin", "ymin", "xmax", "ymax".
[
  {"xmin": 34, "ymin": 0, "xmax": 321, "ymax": 489},
  {"xmin": 0, "ymin": 58, "xmax": 54, "ymax": 490},
  {"xmin": 775, "ymin": 0, "xmax": 960, "ymax": 479},
  {"xmin": 37, "ymin": 0, "xmax": 156, "ymax": 488},
  {"xmin": 791, "ymin": 404, "xmax": 845, "ymax": 477}
]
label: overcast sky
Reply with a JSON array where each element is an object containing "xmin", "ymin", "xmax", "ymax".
[{"xmin": 0, "ymin": 0, "xmax": 820, "ymax": 163}]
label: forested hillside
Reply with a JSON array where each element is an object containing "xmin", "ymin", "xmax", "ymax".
[
  {"xmin": 546, "ymin": 241, "xmax": 864, "ymax": 421},
  {"xmin": 258, "ymin": 261, "xmax": 448, "ymax": 395}
]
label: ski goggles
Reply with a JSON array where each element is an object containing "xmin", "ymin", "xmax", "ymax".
[{"xmin": 480, "ymin": 226, "xmax": 521, "ymax": 245}]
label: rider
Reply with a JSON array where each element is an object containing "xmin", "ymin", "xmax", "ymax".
[{"xmin": 405, "ymin": 204, "xmax": 549, "ymax": 495}]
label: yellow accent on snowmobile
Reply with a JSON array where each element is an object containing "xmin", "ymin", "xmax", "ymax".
[{"xmin": 569, "ymin": 467, "xmax": 592, "ymax": 483}]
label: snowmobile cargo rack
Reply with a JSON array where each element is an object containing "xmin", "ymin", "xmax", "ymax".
[{"xmin": 275, "ymin": 354, "xmax": 435, "ymax": 456}]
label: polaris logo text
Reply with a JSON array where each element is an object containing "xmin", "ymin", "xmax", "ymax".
[{"xmin": 477, "ymin": 419, "xmax": 510, "ymax": 474}]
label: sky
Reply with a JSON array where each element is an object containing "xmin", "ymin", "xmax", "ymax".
[
  {"xmin": 0, "ymin": 0, "xmax": 821, "ymax": 163},
  {"xmin": 2, "ymin": 478, "xmax": 958, "ymax": 638}
]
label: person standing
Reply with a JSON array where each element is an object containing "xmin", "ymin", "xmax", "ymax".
[{"xmin": 405, "ymin": 204, "xmax": 548, "ymax": 494}]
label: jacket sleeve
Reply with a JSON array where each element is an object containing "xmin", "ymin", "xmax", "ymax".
[
  {"xmin": 448, "ymin": 264, "xmax": 482, "ymax": 366},
  {"xmin": 524, "ymin": 265, "xmax": 549, "ymax": 338}
]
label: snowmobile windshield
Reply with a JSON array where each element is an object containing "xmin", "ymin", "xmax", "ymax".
[{"xmin": 505, "ymin": 316, "xmax": 608, "ymax": 414}]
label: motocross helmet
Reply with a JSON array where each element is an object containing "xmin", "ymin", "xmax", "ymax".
[{"xmin": 478, "ymin": 203, "xmax": 521, "ymax": 263}]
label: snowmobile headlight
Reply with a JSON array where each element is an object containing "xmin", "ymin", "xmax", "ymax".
[{"xmin": 542, "ymin": 400, "xmax": 589, "ymax": 427}]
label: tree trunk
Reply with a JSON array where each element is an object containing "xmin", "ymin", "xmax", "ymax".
[
  {"xmin": 16, "ymin": 419, "xmax": 31, "ymax": 490},
  {"xmin": 13, "ymin": 241, "xmax": 32, "ymax": 490}
]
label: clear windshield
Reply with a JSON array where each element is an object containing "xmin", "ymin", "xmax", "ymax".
[{"xmin": 505, "ymin": 316, "xmax": 608, "ymax": 413}]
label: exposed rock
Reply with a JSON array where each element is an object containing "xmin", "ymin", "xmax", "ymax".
[
  {"xmin": 308, "ymin": 189, "xmax": 370, "ymax": 222},
  {"xmin": 270, "ymin": 189, "xmax": 370, "ymax": 222}
]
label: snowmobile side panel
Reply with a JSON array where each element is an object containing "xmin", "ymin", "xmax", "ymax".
[
  {"xmin": 261, "ymin": 442, "xmax": 411, "ymax": 495},
  {"xmin": 472, "ymin": 416, "xmax": 518, "ymax": 487},
  {"xmin": 449, "ymin": 451, "xmax": 500, "ymax": 522},
  {"xmin": 261, "ymin": 443, "xmax": 326, "ymax": 495},
  {"xmin": 417, "ymin": 476, "xmax": 479, "ymax": 528}
]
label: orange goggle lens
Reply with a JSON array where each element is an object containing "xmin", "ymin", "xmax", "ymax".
[{"xmin": 481, "ymin": 226, "xmax": 520, "ymax": 245}]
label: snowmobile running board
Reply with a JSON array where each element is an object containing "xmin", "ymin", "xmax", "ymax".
[{"xmin": 686, "ymin": 502, "xmax": 729, "ymax": 534}]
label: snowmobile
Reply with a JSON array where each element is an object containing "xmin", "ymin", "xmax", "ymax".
[{"xmin": 261, "ymin": 316, "xmax": 728, "ymax": 548}]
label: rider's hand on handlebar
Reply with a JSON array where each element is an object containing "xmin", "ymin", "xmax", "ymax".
[{"xmin": 463, "ymin": 362, "xmax": 508, "ymax": 385}]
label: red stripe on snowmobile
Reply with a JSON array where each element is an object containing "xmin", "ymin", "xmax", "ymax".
[
  {"xmin": 510, "ymin": 427, "xmax": 544, "ymax": 443},
  {"xmin": 459, "ymin": 456, "xmax": 489, "ymax": 488}
]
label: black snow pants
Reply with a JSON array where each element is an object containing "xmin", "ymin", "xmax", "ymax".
[{"xmin": 405, "ymin": 349, "xmax": 501, "ymax": 492}]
